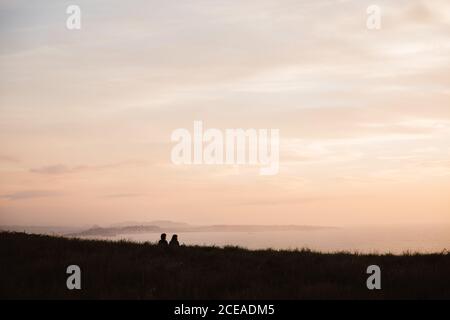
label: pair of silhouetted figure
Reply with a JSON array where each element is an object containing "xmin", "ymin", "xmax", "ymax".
[{"xmin": 158, "ymin": 233, "xmax": 179, "ymax": 247}]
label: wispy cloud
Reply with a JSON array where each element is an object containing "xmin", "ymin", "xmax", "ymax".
[
  {"xmin": 0, "ymin": 154, "xmax": 19, "ymax": 163},
  {"xmin": 29, "ymin": 164, "xmax": 77, "ymax": 175},
  {"xmin": 232, "ymin": 197, "xmax": 319, "ymax": 206},
  {"xmin": 102, "ymin": 193, "xmax": 147, "ymax": 199},
  {"xmin": 29, "ymin": 161, "xmax": 147, "ymax": 175},
  {"xmin": 0, "ymin": 190, "xmax": 62, "ymax": 200}
]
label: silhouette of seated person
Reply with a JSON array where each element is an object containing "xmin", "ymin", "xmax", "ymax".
[
  {"xmin": 158, "ymin": 233, "xmax": 168, "ymax": 247},
  {"xmin": 169, "ymin": 234, "xmax": 180, "ymax": 247}
]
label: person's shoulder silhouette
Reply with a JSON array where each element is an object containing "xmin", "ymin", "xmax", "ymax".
[
  {"xmin": 158, "ymin": 233, "xmax": 168, "ymax": 246},
  {"xmin": 169, "ymin": 234, "xmax": 179, "ymax": 247}
]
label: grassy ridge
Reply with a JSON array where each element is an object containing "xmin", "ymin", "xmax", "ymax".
[{"xmin": 0, "ymin": 232, "xmax": 449, "ymax": 299}]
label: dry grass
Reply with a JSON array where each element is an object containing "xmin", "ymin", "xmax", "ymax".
[{"xmin": 1, "ymin": 232, "xmax": 449, "ymax": 299}]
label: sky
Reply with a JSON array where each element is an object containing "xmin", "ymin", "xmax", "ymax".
[{"xmin": 0, "ymin": 0, "xmax": 449, "ymax": 227}]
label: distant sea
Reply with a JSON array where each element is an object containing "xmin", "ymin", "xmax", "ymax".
[{"xmin": 86, "ymin": 225, "xmax": 450, "ymax": 254}]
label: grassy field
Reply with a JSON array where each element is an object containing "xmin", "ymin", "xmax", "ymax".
[{"xmin": 0, "ymin": 231, "xmax": 449, "ymax": 299}]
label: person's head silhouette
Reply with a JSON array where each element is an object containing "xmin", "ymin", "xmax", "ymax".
[
  {"xmin": 158, "ymin": 233, "xmax": 168, "ymax": 246},
  {"xmin": 170, "ymin": 234, "xmax": 179, "ymax": 246}
]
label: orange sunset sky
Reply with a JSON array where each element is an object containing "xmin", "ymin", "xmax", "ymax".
[{"xmin": 0, "ymin": 0, "xmax": 449, "ymax": 226}]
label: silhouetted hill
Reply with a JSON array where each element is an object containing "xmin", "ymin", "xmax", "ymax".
[
  {"xmin": 68, "ymin": 223, "xmax": 334, "ymax": 237},
  {"xmin": 110, "ymin": 220, "xmax": 191, "ymax": 229},
  {"xmin": 70, "ymin": 225, "xmax": 161, "ymax": 237},
  {"xmin": 1, "ymin": 232, "xmax": 449, "ymax": 299}
]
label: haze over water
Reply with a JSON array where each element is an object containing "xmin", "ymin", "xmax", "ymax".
[{"xmin": 91, "ymin": 225, "xmax": 450, "ymax": 254}]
